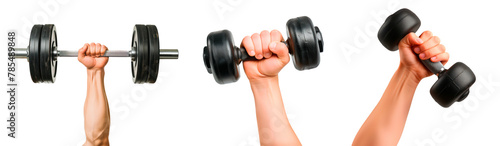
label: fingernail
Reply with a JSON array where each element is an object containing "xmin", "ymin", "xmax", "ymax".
[
  {"xmin": 249, "ymin": 51, "xmax": 255, "ymax": 56},
  {"xmin": 419, "ymin": 53, "xmax": 425, "ymax": 59},
  {"xmin": 270, "ymin": 42, "xmax": 276, "ymax": 50},
  {"xmin": 414, "ymin": 47, "xmax": 420, "ymax": 53},
  {"xmin": 416, "ymin": 38, "xmax": 424, "ymax": 44},
  {"xmin": 256, "ymin": 54, "xmax": 263, "ymax": 59},
  {"xmin": 265, "ymin": 53, "xmax": 271, "ymax": 57},
  {"xmin": 431, "ymin": 56, "xmax": 437, "ymax": 61}
]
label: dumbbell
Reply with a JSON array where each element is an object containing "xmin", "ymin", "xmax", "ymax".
[
  {"xmin": 13, "ymin": 24, "xmax": 179, "ymax": 84},
  {"xmin": 203, "ymin": 16, "xmax": 323, "ymax": 84},
  {"xmin": 378, "ymin": 8, "xmax": 476, "ymax": 107}
]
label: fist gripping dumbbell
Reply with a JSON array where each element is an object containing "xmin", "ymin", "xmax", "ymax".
[
  {"xmin": 203, "ymin": 16, "xmax": 324, "ymax": 84},
  {"xmin": 378, "ymin": 8, "xmax": 476, "ymax": 107}
]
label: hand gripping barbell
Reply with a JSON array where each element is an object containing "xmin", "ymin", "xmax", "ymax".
[
  {"xmin": 378, "ymin": 8, "xmax": 476, "ymax": 107},
  {"xmin": 14, "ymin": 24, "xmax": 179, "ymax": 84},
  {"xmin": 203, "ymin": 16, "xmax": 324, "ymax": 84}
]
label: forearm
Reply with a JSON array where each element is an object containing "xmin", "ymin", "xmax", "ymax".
[
  {"xmin": 353, "ymin": 65, "xmax": 421, "ymax": 146},
  {"xmin": 250, "ymin": 77, "xmax": 300, "ymax": 146},
  {"xmin": 84, "ymin": 69, "xmax": 110, "ymax": 146}
]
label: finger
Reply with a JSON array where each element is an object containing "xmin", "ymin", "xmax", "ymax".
[
  {"xmin": 430, "ymin": 52, "xmax": 449, "ymax": 65},
  {"xmin": 413, "ymin": 31, "xmax": 433, "ymax": 53},
  {"xmin": 269, "ymin": 42, "xmax": 289, "ymax": 64},
  {"xmin": 399, "ymin": 32, "xmax": 423, "ymax": 50},
  {"xmin": 419, "ymin": 44, "xmax": 446, "ymax": 60},
  {"xmin": 419, "ymin": 31, "xmax": 433, "ymax": 42},
  {"xmin": 251, "ymin": 33, "xmax": 263, "ymax": 59},
  {"xmin": 417, "ymin": 36, "xmax": 440, "ymax": 54},
  {"xmin": 100, "ymin": 44, "xmax": 107, "ymax": 57},
  {"xmin": 90, "ymin": 42, "xmax": 97, "ymax": 57},
  {"xmin": 241, "ymin": 36, "xmax": 255, "ymax": 57},
  {"xmin": 95, "ymin": 43, "xmax": 102, "ymax": 57},
  {"xmin": 270, "ymin": 29, "xmax": 284, "ymax": 43},
  {"xmin": 78, "ymin": 43, "xmax": 89, "ymax": 60},
  {"xmin": 86, "ymin": 43, "xmax": 91, "ymax": 56},
  {"xmin": 260, "ymin": 30, "xmax": 272, "ymax": 58}
]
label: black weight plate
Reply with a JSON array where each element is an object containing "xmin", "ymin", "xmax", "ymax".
[
  {"xmin": 430, "ymin": 62, "xmax": 476, "ymax": 107},
  {"xmin": 203, "ymin": 46, "xmax": 212, "ymax": 74},
  {"xmin": 286, "ymin": 16, "xmax": 320, "ymax": 70},
  {"xmin": 146, "ymin": 25, "xmax": 159, "ymax": 83},
  {"xmin": 377, "ymin": 8, "xmax": 421, "ymax": 51},
  {"xmin": 206, "ymin": 30, "xmax": 239, "ymax": 84},
  {"xmin": 28, "ymin": 25, "xmax": 43, "ymax": 83},
  {"xmin": 40, "ymin": 24, "xmax": 57, "ymax": 83},
  {"xmin": 131, "ymin": 25, "xmax": 149, "ymax": 83},
  {"xmin": 49, "ymin": 25, "xmax": 58, "ymax": 82}
]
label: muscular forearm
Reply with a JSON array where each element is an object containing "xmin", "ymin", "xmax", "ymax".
[
  {"xmin": 250, "ymin": 77, "xmax": 300, "ymax": 146},
  {"xmin": 353, "ymin": 65, "xmax": 421, "ymax": 146},
  {"xmin": 84, "ymin": 69, "xmax": 110, "ymax": 146}
]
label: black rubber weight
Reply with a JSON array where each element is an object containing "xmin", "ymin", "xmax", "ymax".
[
  {"xmin": 49, "ymin": 25, "xmax": 58, "ymax": 82},
  {"xmin": 131, "ymin": 25, "xmax": 149, "ymax": 83},
  {"xmin": 40, "ymin": 25, "xmax": 49, "ymax": 82},
  {"xmin": 377, "ymin": 8, "xmax": 421, "ymax": 51},
  {"xmin": 29, "ymin": 25, "xmax": 43, "ymax": 83},
  {"xmin": 430, "ymin": 62, "xmax": 476, "ymax": 107},
  {"xmin": 131, "ymin": 26, "xmax": 140, "ymax": 83},
  {"xmin": 286, "ymin": 16, "xmax": 320, "ymax": 70},
  {"xmin": 40, "ymin": 24, "xmax": 57, "ymax": 83},
  {"xmin": 146, "ymin": 25, "xmax": 159, "ymax": 83},
  {"xmin": 206, "ymin": 30, "xmax": 239, "ymax": 84}
]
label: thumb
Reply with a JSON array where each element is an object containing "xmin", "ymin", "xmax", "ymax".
[
  {"xmin": 269, "ymin": 42, "xmax": 289, "ymax": 64},
  {"xmin": 78, "ymin": 43, "xmax": 89, "ymax": 61},
  {"xmin": 399, "ymin": 32, "xmax": 423, "ymax": 49}
]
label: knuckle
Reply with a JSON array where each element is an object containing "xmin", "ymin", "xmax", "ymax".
[
  {"xmin": 424, "ymin": 50, "xmax": 432, "ymax": 58},
  {"xmin": 251, "ymin": 33, "xmax": 260, "ymax": 39},
  {"xmin": 424, "ymin": 31, "xmax": 433, "ymax": 37},
  {"xmin": 260, "ymin": 30, "xmax": 270, "ymax": 35},
  {"xmin": 271, "ymin": 29, "xmax": 279, "ymax": 34},
  {"xmin": 271, "ymin": 30, "xmax": 281, "ymax": 38},
  {"xmin": 433, "ymin": 36, "xmax": 440, "ymax": 43},
  {"xmin": 439, "ymin": 44, "xmax": 446, "ymax": 51},
  {"xmin": 422, "ymin": 44, "xmax": 431, "ymax": 51}
]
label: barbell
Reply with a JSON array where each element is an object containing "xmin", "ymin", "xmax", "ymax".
[{"xmin": 14, "ymin": 24, "xmax": 179, "ymax": 84}]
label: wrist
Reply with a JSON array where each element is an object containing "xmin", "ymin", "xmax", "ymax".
[
  {"xmin": 249, "ymin": 76, "xmax": 279, "ymax": 87},
  {"xmin": 87, "ymin": 68, "xmax": 104, "ymax": 72},
  {"xmin": 87, "ymin": 68, "xmax": 105, "ymax": 77},
  {"xmin": 249, "ymin": 76, "xmax": 280, "ymax": 99},
  {"xmin": 397, "ymin": 64, "xmax": 422, "ymax": 85}
]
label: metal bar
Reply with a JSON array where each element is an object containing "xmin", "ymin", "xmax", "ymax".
[
  {"xmin": 159, "ymin": 49, "xmax": 179, "ymax": 59},
  {"xmin": 13, "ymin": 48, "xmax": 28, "ymax": 58},
  {"xmin": 58, "ymin": 50, "xmax": 131, "ymax": 57},
  {"xmin": 14, "ymin": 48, "xmax": 179, "ymax": 59}
]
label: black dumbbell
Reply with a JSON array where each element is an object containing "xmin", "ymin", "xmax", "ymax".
[
  {"xmin": 378, "ymin": 8, "xmax": 476, "ymax": 107},
  {"xmin": 203, "ymin": 16, "xmax": 324, "ymax": 84},
  {"xmin": 14, "ymin": 24, "xmax": 179, "ymax": 84}
]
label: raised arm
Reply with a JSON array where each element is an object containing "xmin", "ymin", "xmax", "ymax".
[
  {"xmin": 353, "ymin": 31, "xmax": 449, "ymax": 145},
  {"xmin": 241, "ymin": 30, "xmax": 300, "ymax": 145},
  {"xmin": 78, "ymin": 43, "xmax": 111, "ymax": 146}
]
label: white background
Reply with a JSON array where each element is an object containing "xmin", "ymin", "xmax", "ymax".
[{"xmin": 1, "ymin": 0, "xmax": 499, "ymax": 145}]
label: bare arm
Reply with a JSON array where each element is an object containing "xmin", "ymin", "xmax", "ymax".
[
  {"xmin": 83, "ymin": 69, "xmax": 110, "ymax": 146},
  {"xmin": 78, "ymin": 43, "xmax": 110, "ymax": 146},
  {"xmin": 242, "ymin": 30, "xmax": 300, "ymax": 145},
  {"xmin": 352, "ymin": 66, "xmax": 420, "ymax": 145},
  {"xmin": 250, "ymin": 77, "xmax": 300, "ymax": 145}
]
